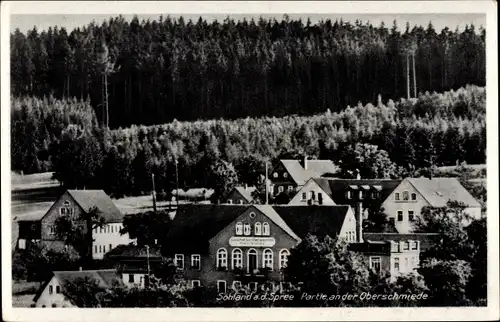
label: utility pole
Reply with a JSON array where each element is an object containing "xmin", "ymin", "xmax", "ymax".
[
  {"xmin": 145, "ymin": 244, "xmax": 150, "ymax": 288},
  {"xmin": 151, "ymin": 173, "xmax": 157, "ymax": 213},
  {"xmin": 175, "ymin": 159, "xmax": 179, "ymax": 209},
  {"xmin": 265, "ymin": 161, "xmax": 269, "ymax": 205}
]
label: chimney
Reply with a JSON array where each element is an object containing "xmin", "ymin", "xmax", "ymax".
[
  {"xmin": 354, "ymin": 202, "xmax": 364, "ymax": 242},
  {"xmin": 79, "ymin": 267, "xmax": 82, "ymax": 272},
  {"xmin": 303, "ymin": 155, "xmax": 308, "ymax": 170},
  {"xmin": 244, "ymin": 183, "xmax": 248, "ymax": 191}
]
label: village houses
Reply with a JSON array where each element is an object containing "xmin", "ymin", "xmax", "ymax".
[{"xmin": 16, "ymin": 190, "xmax": 134, "ymax": 259}]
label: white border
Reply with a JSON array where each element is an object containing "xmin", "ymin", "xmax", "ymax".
[{"xmin": 1, "ymin": 1, "xmax": 498, "ymax": 321}]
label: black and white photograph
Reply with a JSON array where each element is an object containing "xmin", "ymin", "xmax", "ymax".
[{"xmin": 1, "ymin": 1, "xmax": 498, "ymax": 321}]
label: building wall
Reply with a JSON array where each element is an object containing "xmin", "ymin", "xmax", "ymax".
[
  {"xmin": 338, "ymin": 207, "xmax": 358, "ymax": 243},
  {"xmin": 224, "ymin": 190, "xmax": 250, "ymax": 205},
  {"xmin": 92, "ymin": 223, "xmax": 134, "ymax": 259},
  {"xmin": 382, "ymin": 179, "xmax": 428, "ymax": 233},
  {"xmin": 288, "ymin": 180, "xmax": 336, "ymax": 205},
  {"xmin": 121, "ymin": 272, "xmax": 146, "ymax": 288},
  {"xmin": 174, "ymin": 206, "xmax": 300, "ymax": 289},
  {"xmin": 269, "ymin": 163, "xmax": 298, "ymax": 195},
  {"xmin": 35, "ymin": 277, "xmax": 74, "ymax": 308},
  {"xmin": 388, "ymin": 242, "xmax": 420, "ymax": 280},
  {"xmin": 40, "ymin": 191, "xmax": 87, "ymax": 241}
]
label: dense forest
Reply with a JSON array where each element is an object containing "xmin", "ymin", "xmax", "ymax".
[
  {"xmin": 11, "ymin": 86, "xmax": 486, "ymax": 198},
  {"xmin": 11, "ymin": 15, "xmax": 485, "ymax": 127}
]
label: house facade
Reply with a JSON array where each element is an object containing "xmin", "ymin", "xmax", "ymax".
[
  {"xmin": 268, "ymin": 158, "xmax": 338, "ymax": 197},
  {"xmin": 382, "ymin": 178, "xmax": 482, "ymax": 233},
  {"xmin": 223, "ymin": 186, "xmax": 257, "ymax": 205},
  {"xmin": 164, "ymin": 204, "xmax": 357, "ymax": 291},
  {"xmin": 17, "ymin": 190, "xmax": 134, "ymax": 259},
  {"xmin": 33, "ymin": 269, "xmax": 120, "ymax": 307},
  {"xmin": 349, "ymin": 239, "xmax": 421, "ymax": 281}
]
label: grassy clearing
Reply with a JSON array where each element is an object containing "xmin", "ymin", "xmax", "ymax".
[
  {"xmin": 11, "ymin": 172, "xmax": 60, "ymax": 191},
  {"xmin": 12, "ymin": 294, "xmax": 36, "ymax": 308}
]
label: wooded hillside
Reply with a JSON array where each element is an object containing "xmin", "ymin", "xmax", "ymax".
[{"xmin": 11, "ymin": 15, "xmax": 485, "ymax": 127}]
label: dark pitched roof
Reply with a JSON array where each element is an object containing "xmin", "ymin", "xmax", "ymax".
[
  {"xmin": 407, "ymin": 178, "xmax": 481, "ymax": 208},
  {"xmin": 273, "ymin": 205, "xmax": 351, "ymax": 240},
  {"xmin": 311, "ymin": 178, "xmax": 401, "ymax": 205},
  {"xmin": 67, "ymin": 190, "xmax": 124, "ymax": 223},
  {"xmin": 362, "ymin": 233, "xmax": 441, "ymax": 252},
  {"xmin": 234, "ymin": 186, "xmax": 257, "ymax": 202},
  {"xmin": 105, "ymin": 244, "xmax": 163, "ymax": 259},
  {"xmin": 253, "ymin": 205, "xmax": 301, "ymax": 241},
  {"xmin": 348, "ymin": 241, "xmax": 392, "ymax": 254},
  {"xmin": 33, "ymin": 269, "xmax": 120, "ymax": 303},
  {"xmin": 279, "ymin": 159, "xmax": 338, "ymax": 185},
  {"xmin": 164, "ymin": 204, "xmax": 248, "ymax": 254}
]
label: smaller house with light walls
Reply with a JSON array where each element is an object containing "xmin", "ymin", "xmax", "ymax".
[
  {"xmin": 381, "ymin": 177, "xmax": 482, "ymax": 233},
  {"xmin": 222, "ymin": 185, "xmax": 257, "ymax": 204},
  {"xmin": 17, "ymin": 190, "xmax": 134, "ymax": 259},
  {"xmin": 33, "ymin": 269, "xmax": 121, "ymax": 307},
  {"xmin": 268, "ymin": 157, "xmax": 338, "ymax": 196}
]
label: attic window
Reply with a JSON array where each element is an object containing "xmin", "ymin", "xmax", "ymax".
[
  {"xmin": 346, "ymin": 191, "xmax": 352, "ymax": 199},
  {"xmin": 63, "ymin": 200, "xmax": 70, "ymax": 206},
  {"xmin": 249, "ymin": 212, "xmax": 256, "ymax": 219},
  {"xmin": 283, "ymin": 173, "xmax": 288, "ymax": 178},
  {"xmin": 403, "ymin": 191, "xmax": 409, "ymax": 201},
  {"xmin": 243, "ymin": 223, "xmax": 251, "ymax": 236},
  {"xmin": 411, "ymin": 193, "xmax": 417, "ymax": 200},
  {"xmin": 273, "ymin": 173, "xmax": 278, "ymax": 178},
  {"xmin": 235, "ymin": 222, "xmax": 243, "ymax": 235}
]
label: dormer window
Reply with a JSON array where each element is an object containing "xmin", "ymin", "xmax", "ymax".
[
  {"xmin": 346, "ymin": 191, "xmax": 352, "ymax": 199},
  {"xmin": 243, "ymin": 223, "xmax": 251, "ymax": 236},
  {"xmin": 359, "ymin": 190, "xmax": 364, "ymax": 199},
  {"xmin": 254, "ymin": 222, "xmax": 262, "ymax": 235},
  {"xmin": 273, "ymin": 172, "xmax": 278, "ymax": 178},
  {"xmin": 235, "ymin": 222, "xmax": 243, "ymax": 235},
  {"xmin": 262, "ymin": 222, "xmax": 270, "ymax": 236}
]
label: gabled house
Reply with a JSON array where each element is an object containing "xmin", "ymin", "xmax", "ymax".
[
  {"xmin": 162, "ymin": 204, "xmax": 357, "ymax": 291},
  {"xmin": 33, "ymin": 269, "xmax": 121, "ymax": 307},
  {"xmin": 222, "ymin": 186, "xmax": 257, "ymax": 204},
  {"xmin": 269, "ymin": 157, "xmax": 338, "ymax": 196},
  {"xmin": 382, "ymin": 178, "xmax": 482, "ymax": 233},
  {"xmin": 105, "ymin": 244, "xmax": 164, "ymax": 288},
  {"xmin": 288, "ymin": 178, "xmax": 401, "ymax": 215},
  {"xmin": 17, "ymin": 190, "xmax": 134, "ymax": 259}
]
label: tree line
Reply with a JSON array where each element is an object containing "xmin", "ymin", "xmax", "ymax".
[
  {"xmin": 11, "ymin": 86, "xmax": 486, "ymax": 198},
  {"xmin": 11, "ymin": 15, "xmax": 485, "ymax": 127}
]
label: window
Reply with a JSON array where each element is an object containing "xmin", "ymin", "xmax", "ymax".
[
  {"xmin": 94, "ymin": 245, "xmax": 98, "ymax": 254},
  {"xmin": 318, "ymin": 193, "xmax": 323, "ymax": 204},
  {"xmin": 109, "ymin": 244, "xmax": 112, "ymax": 251},
  {"xmin": 397, "ymin": 211, "xmax": 403, "ymax": 222},
  {"xmin": 262, "ymin": 222, "xmax": 270, "ymax": 236},
  {"xmin": 288, "ymin": 185, "xmax": 293, "ymax": 191},
  {"xmin": 49, "ymin": 226, "xmax": 56, "ymax": 235},
  {"xmin": 408, "ymin": 211, "xmax": 415, "ymax": 222},
  {"xmin": 278, "ymin": 186, "xmax": 284, "ymax": 193},
  {"xmin": 63, "ymin": 200, "xmax": 70, "ymax": 206},
  {"xmin": 395, "ymin": 193, "xmax": 400, "ymax": 201},
  {"xmin": 310, "ymin": 191, "xmax": 316, "ymax": 200},
  {"xmin": 370, "ymin": 256, "xmax": 381, "ymax": 272},
  {"xmin": 228, "ymin": 199, "xmax": 233, "ymax": 204},
  {"xmin": 232, "ymin": 248, "xmax": 243, "ymax": 269},
  {"xmin": 175, "ymin": 254, "xmax": 184, "ymax": 269},
  {"xmin": 254, "ymin": 222, "xmax": 262, "ymax": 235},
  {"xmin": 359, "ymin": 190, "xmax": 364, "ymax": 199},
  {"xmin": 411, "ymin": 193, "xmax": 417, "ymax": 201},
  {"xmin": 412, "ymin": 241, "xmax": 419, "ymax": 251},
  {"xmin": 191, "ymin": 254, "xmax": 201, "ymax": 270},
  {"xmin": 233, "ymin": 281, "xmax": 242, "ymax": 290},
  {"xmin": 403, "ymin": 191, "xmax": 409, "ymax": 201},
  {"xmin": 249, "ymin": 212, "xmax": 256, "ymax": 219},
  {"xmin": 99, "ymin": 245, "xmax": 102, "ymax": 253},
  {"xmin": 56, "ymin": 286, "xmax": 60, "ymax": 293},
  {"xmin": 273, "ymin": 172, "xmax": 278, "ymax": 178},
  {"xmin": 128, "ymin": 274, "xmax": 135, "ymax": 283},
  {"xmin": 217, "ymin": 280, "xmax": 227, "ymax": 293},
  {"xmin": 301, "ymin": 192, "xmax": 307, "ymax": 201},
  {"xmin": 279, "ymin": 249, "xmax": 290, "ymax": 269},
  {"xmin": 238, "ymin": 200, "xmax": 244, "ymax": 204},
  {"xmin": 235, "ymin": 222, "xmax": 243, "ymax": 235},
  {"xmin": 216, "ymin": 248, "xmax": 228, "ymax": 268},
  {"xmin": 49, "ymin": 286, "xmax": 53, "ymax": 294},
  {"xmin": 346, "ymin": 191, "xmax": 352, "ymax": 199},
  {"xmin": 403, "ymin": 242, "xmax": 409, "ymax": 251},
  {"xmin": 243, "ymin": 223, "xmax": 251, "ymax": 236},
  {"xmin": 373, "ymin": 191, "xmax": 380, "ymax": 199},
  {"xmin": 283, "ymin": 173, "xmax": 288, "ymax": 178},
  {"xmin": 394, "ymin": 257, "xmax": 400, "ymax": 271},
  {"xmin": 262, "ymin": 249, "xmax": 273, "ymax": 270},
  {"xmin": 404, "ymin": 257, "xmax": 409, "ymax": 270},
  {"xmin": 192, "ymin": 280, "xmax": 201, "ymax": 288}
]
